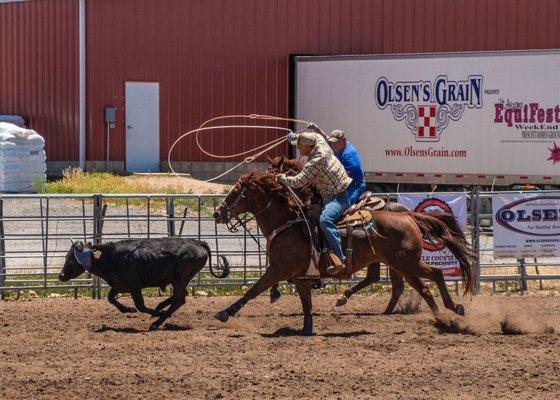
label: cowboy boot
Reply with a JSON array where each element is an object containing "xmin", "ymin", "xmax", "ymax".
[{"xmin": 326, "ymin": 252, "xmax": 344, "ymax": 275}]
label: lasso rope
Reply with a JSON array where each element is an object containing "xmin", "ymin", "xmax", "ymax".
[
  {"xmin": 195, "ymin": 114, "xmax": 310, "ymax": 159},
  {"xmin": 167, "ymin": 114, "xmax": 311, "ymax": 182},
  {"xmin": 168, "ymin": 114, "xmax": 321, "ymax": 267}
]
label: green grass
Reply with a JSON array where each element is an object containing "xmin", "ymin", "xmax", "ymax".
[
  {"xmin": 38, "ymin": 168, "xmax": 188, "ymax": 195},
  {"xmin": 35, "ymin": 168, "xmax": 229, "ymax": 214}
]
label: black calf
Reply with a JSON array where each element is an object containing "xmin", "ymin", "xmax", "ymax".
[{"xmin": 59, "ymin": 238, "xmax": 229, "ymax": 330}]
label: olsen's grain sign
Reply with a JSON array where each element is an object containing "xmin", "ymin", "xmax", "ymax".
[{"xmin": 492, "ymin": 194, "xmax": 560, "ymax": 258}]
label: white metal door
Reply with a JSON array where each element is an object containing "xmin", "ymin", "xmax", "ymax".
[{"xmin": 125, "ymin": 82, "xmax": 160, "ymax": 172}]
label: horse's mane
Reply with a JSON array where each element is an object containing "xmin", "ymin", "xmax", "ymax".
[
  {"xmin": 268, "ymin": 156, "xmax": 303, "ymax": 173},
  {"xmin": 240, "ymin": 170, "xmax": 312, "ymax": 208},
  {"xmin": 267, "ymin": 156, "xmax": 322, "ymax": 203}
]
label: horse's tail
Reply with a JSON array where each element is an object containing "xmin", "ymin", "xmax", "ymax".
[{"xmin": 408, "ymin": 212, "xmax": 475, "ymax": 295}]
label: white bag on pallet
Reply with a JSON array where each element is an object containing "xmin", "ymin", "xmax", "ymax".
[{"xmin": 0, "ymin": 122, "xmax": 46, "ymax": 193}]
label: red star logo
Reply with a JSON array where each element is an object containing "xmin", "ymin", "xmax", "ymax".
[{"xmin": 548, "ymin": 141, "xmax": 560, "ymax": 164}]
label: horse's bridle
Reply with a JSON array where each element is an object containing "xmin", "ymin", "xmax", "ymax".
[
  {"xmin": 218, "ymin": 172, "xmax": 317, "ymax": 267},
  {"xmin": 218, "ymin": 182, "xmax": 273, "ymax": 234}
]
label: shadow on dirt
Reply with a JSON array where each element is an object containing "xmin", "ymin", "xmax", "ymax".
[
  {"xmin": 260, "ymin": 327, "xmax": 375, "ymax": 338},
  {"xmin": 94, "ymin": 323, "xmax": 191, "ymax": 333},
  {"xmin": 321, "ymin": 330, "xmax": 375, "ymax": 338},
  {"xmin": 431, "ymin": 316, "xmax": 478, "ymax": 335},
  {"xmin": 95, "ymin": 325, "xmax": 144, "ymax": 334},
  {"xmin": 258, "ymin": 312, "xmax": 381, "ymax": 318},
  {"xmin": 161, "ymin": 323, "xmax": 192, "ymax": 331}
]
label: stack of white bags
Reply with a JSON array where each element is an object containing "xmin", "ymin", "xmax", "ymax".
[{"xmin": 0, "ymin": 122, "xmax": 46, "ymax": 193}]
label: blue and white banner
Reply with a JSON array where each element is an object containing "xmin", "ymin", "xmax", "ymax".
[
  {"xmin": 492, "ymin": 194, "xmax": 560, "ymax": 258},
  {"xmin": 397, "ymin": 193, "xmax": 468, "ymax": 279}
]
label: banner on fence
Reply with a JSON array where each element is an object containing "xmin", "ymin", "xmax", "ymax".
[
  {"xmin": 397, "ymin": 193, "xmax": 468, "ymax": 279},
  {"xmin": 492, "ymin": 194, "xmax": 560, "ymax": 258}
]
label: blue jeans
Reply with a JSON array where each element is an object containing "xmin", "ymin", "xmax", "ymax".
[
  {"xmin": 348, "ymin": 180, "xmax": 366, "ymax": 205},
  {"xmin": 319, "ymin": 191, "xmax": 350, "ymax": 260}
]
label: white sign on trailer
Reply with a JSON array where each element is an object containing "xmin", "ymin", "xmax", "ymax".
[{"xmin": 294, "ymin": 51, "xmax": 560, "ymax": 185}]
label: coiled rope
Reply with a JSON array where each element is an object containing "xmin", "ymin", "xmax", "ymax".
[{"xmin": 167, "ymin": 114, "xmax": 311, "ymax": 182}]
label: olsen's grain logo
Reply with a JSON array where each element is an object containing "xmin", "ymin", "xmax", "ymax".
[
  {"xmin": 375, "ymin": 75, "xmax": 483, "ymax": 142},
  {"xmin": 414, "ymin": 198, "xmax": 453, "ymax": 251},
  {"xmin": 495, "ymin": 196, "xmax": 560, "ymax": 236}
]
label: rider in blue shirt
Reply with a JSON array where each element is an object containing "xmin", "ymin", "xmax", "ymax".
[{"xmin": 328, "ymin": 130, "xmax": 366, "ymax": 204}]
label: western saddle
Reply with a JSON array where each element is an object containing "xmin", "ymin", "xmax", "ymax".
[{"xmin": 304, "ymin": 192, "xmax": 387, "ymax": 277}]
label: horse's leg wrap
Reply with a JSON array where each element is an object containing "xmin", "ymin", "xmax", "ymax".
[
  {"xmin": 215, "ymin": 298, "xmax": 247, "ymax": 322},
  {"xmin": 302, "ymin": 314, "xmax": 313, "ymax": 336},
  {"xmin": 226, "ymin": 298, "xmax": 246, "ymax": 316},
  {"xmin": 270, "ymin": 285, "xmax": 281, "ymax": 303}
]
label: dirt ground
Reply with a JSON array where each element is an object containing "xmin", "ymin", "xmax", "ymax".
[{"xmin": 1, "ymin": 292, "xmax": 559, "ymax": 400}]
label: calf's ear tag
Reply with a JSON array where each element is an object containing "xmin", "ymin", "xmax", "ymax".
[{"xmin": 93, "ymin": 250, "xmax": 102, "ymax": 260}]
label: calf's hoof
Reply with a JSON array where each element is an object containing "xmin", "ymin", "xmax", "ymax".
[
  {"xmin": 335, "ymin": 294, "xmax": 348, "ymax": 307},
  {"xmin": 455, "ymin": 304, "xmax": 465, "ymax": 316},
  {"xmin": 125, "ymin": 307, "xmax": 137, "ymax": 313},
  {"xmin": 149, "ymin": 323, "xmax": 160, "ymax": 331},
  {"xmin": 214, "ymin": 310, "xmax": 230, "ymax": 323}
]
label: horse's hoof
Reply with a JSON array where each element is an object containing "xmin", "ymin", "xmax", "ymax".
[
  {"xmin": 455, "ymin": 304, "xmax": 465, "ymax": 316},
  {"xmin": 214, "ymin": 310, "xmax": 230, "ymax": 323},
  {"xmin": 335, "ymin": 295, "xmax": 348, "ymax": 307},
  {"xmin": 302, "ymin": 315, "xmax": 313, "ymax": 336},
  {"xmin": 270, "ymin": 291, "xmax": 281, "ymax": 304}
]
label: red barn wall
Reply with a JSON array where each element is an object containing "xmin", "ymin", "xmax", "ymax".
[
  {"xmin": 0, "ymin": 0, "xmax": 79, "ymax": 166},
  {"xmin": 2, "ymin": 0, "xmax": 560, "ymax": 174}
]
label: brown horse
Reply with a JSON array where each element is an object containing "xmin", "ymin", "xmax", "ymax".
[
  {"xmin": 213, "ymin": 170, "xmax": 475, "ymax": 335},
  {"xmin": 267, "ymin": 156, "xmax": 410, "ymax": 312}
]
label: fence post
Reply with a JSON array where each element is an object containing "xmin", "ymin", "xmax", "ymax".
[
  {"xmin": 471, "ymin": 186, "xmax": 481, "ymax": 294},
  {"xmin": 166, "ymin": 197, "xmax": 175, "ymax": 237},
  {"xmin": 518, "ymin": 258, "xmax": 527, "ymax": 292},
  {"xmin": 93, "ymin": 195, "xmax": 103, "ymax": 299},
  {"xmin": 0, "ymin": 198, "xmax": 6, "ymax": 295},
  {"xmin": 40, "ymin": 198, "xmax": 50, "ymax": 292}
]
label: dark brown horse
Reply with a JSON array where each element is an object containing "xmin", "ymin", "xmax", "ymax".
[{"xmin": 213, "ymin": 170, "xmax": 475, "ymax": 335}]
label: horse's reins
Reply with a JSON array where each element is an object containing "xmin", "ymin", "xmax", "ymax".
[
  {"xmin": 282, "ymin": 183, "xmax": 319, "ymax": 266},
  {"xmin": 218, "ymin": 185, "xmax": 274, "ymax": 254},
  {"xmin": 218, "ymin": 174, "xmax": 316, "ymax": 264},
  {"xmin": 265, "ymin": 159, "xmax": 319, "ymax": 265},
  {"xmin": 171, "ymin": 114, "xmax": 321, "ymax": 264}
]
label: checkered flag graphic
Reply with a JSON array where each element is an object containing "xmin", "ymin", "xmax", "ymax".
[{"xmin": 416, "ymin": 105, "xmax": 438, "ymax": 141}]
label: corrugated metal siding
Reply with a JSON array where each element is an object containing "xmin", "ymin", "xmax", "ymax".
[
  {"xmin": 379, "ymin": 0, "xmax": 560, "ymax": 54},
  {"xmin": 3, "ymin": 0, "xmax": 560, "ymax": 164},
  {"xmin": 0, "ymin": 0, "xmax": 78, "ymax": 162},
  {"xmin": 86, "ymin": 0, "xmax": 385, "ymax": 162},
  {"xmin": 86, "ymin": 0, "xmax": 560, "ymax": 163}
]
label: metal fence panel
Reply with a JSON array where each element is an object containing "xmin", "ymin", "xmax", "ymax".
[{"xmin": 0, "ymin": 191, "xmax": 559, "ymax": 296}]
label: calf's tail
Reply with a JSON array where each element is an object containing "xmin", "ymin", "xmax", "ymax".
[{"xmin": 200, "ymin": 240, "xmax": 230, "ymax": 278}]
